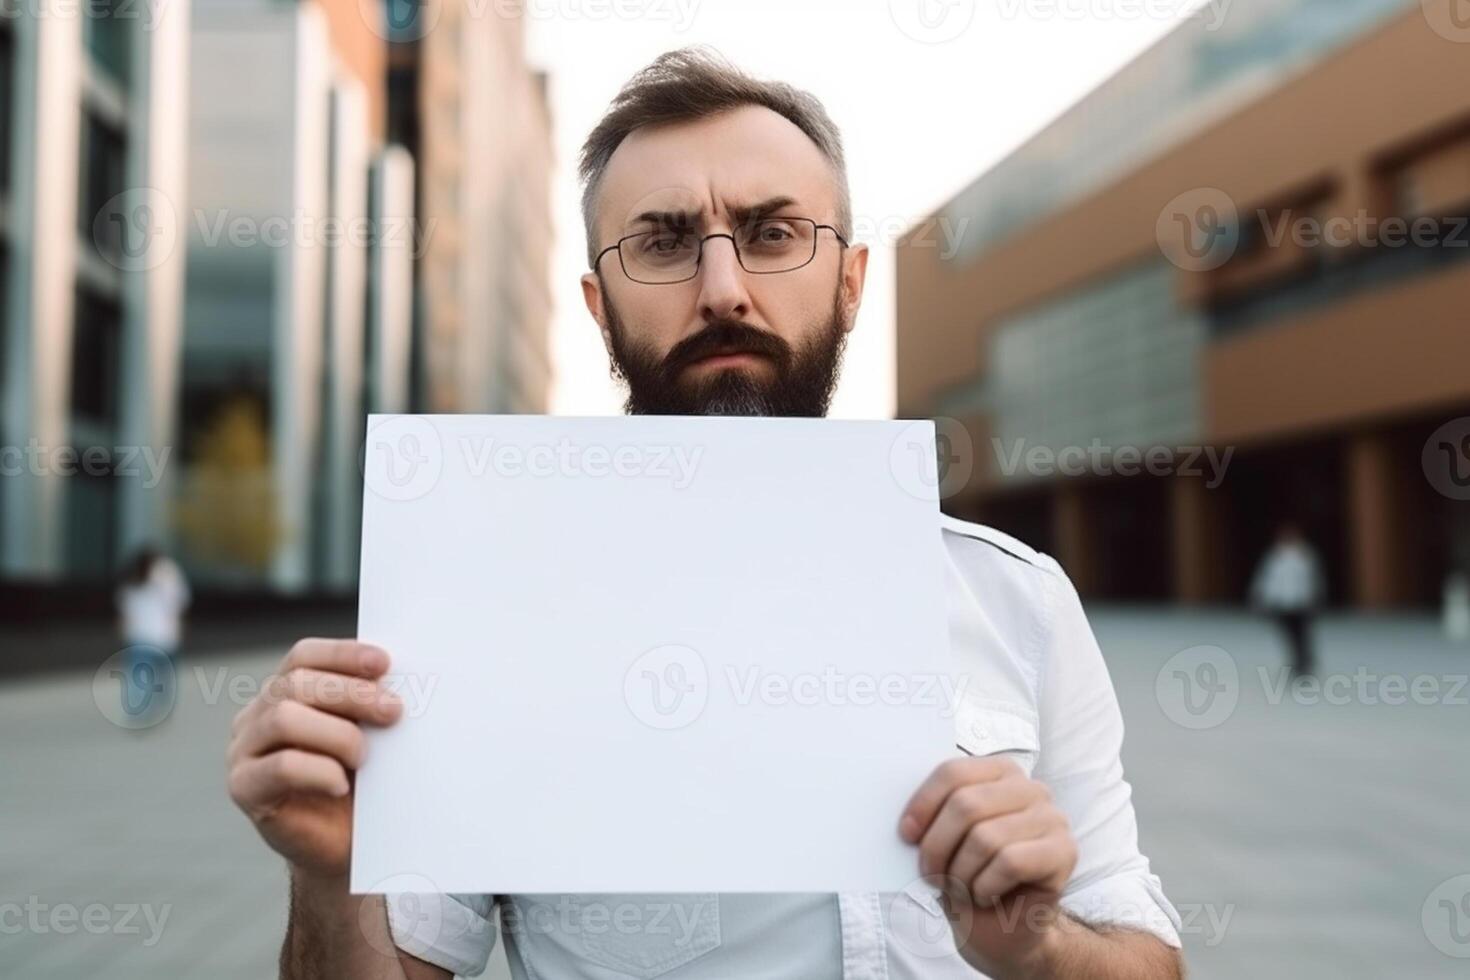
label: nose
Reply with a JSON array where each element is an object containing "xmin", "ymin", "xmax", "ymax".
[{"xmin": 695, "ymin": 235, "xmax": 751, "ymax": 323}]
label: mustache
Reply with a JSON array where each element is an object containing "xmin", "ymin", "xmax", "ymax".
[{"xmin": 662, "ymin": 321, "xmax": 793, "ymax": 376}]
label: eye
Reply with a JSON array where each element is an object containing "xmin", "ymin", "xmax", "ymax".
[
  {"xmin": 757, "ymin": 223, "xmax": 794, "ymax": 243},
  {"xmin": 642, "ymin": 231, "xmax": 692, "ymax": 254}
]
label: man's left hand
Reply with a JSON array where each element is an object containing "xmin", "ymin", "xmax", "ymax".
[{"xmin": 899, "ymin": 756, "xmax": 1078, "ymax": 979}]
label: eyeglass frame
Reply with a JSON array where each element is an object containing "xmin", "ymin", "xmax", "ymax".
[{"xmin": 592, "ymin": 216, "xmax": 850, "ymax": 285}]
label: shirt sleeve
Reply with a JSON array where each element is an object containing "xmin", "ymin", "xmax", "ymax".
[
  {"xmin": 386, "ymin": 892, "xmax": 499, "ymax": 977},
  {"xmin": 1032, "ymin": 557, "xmax": 1183, "ymax": 949}
]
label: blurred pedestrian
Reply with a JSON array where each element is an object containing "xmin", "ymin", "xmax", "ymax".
[
  {"xmin": 115, "ymin": 547, "xmax": 192, "ymax": 721},
  {"xmin": 1250, "ymin": 524, "xmax": 1324, "ymax": 679}
]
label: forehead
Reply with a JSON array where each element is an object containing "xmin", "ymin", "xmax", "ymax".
[{"xmin": 596, "ymin": 104, "xmax": 839, "ymax": 236}]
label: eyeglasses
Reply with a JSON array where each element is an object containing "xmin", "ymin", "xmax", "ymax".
[{"xmin": 594, "ymin": 217, "xmax": 849, "ymax": 285}]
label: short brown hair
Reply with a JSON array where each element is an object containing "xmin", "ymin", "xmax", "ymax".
[{"xmin": 578, "ymin": 46, "xmax": 852, "ymax": 267}]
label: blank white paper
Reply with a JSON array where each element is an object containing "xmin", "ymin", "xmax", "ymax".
[{"xmin": 351, "ymin": 415, "xmax": 954, "ymax": 894}]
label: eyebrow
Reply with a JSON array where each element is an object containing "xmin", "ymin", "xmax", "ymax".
[{"xmin": 629, "ymin": 196, "xmax": 800, "ymax": 232}]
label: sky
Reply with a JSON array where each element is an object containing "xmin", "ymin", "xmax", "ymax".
[{"xmin": 526, "ymin": 0, "xmax": 1215, "ymax": 418}]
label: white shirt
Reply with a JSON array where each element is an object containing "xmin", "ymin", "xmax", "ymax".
[
  {"xmin": 1250, "ymin": 541, "xmax": 1324, "ymax": 612},
  {"xmin": 388, "ymin": 516, "xmax": 1182, "ymax": 977},
  {"xmin": 116, "ymin": 558, "xmax": 192, "ymax": 650}
]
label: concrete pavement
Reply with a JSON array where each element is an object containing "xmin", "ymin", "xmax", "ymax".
[{"xmin": 2, "ymin": 611, "xmax": 1466, "ymax": 978}]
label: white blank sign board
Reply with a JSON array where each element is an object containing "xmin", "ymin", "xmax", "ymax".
[{"xmin": 351, "ymin": 415, "xmax": 953, "ymax": 894}]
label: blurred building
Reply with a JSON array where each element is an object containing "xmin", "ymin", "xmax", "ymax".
[
  {"xmin": 1, "ymin": 0, "xmax": 555, "ymax": 598},
  {"xmin": 385, "ymin": 1, "xmax": 554, "ymax": 414},
  {"xmin": 0, "ymin": 0, "xmax": 190, "ymax": 582},
  {"xmin": 897, "ymin": 0, "xmax": 1470, "ymax": 609}
]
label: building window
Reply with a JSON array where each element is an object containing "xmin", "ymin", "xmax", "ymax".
[
  {"xmin": 78, "ymin": 110, "xmax": 128, "ymax": 259},
  {"xmin": 0, "ymin": 20, "xmax": 14, "ymax": 198},
  {"xmin": 84, "ymin": 0, "xmax": 131, "ymax": 87},
  {"xmin": 71, "ymin": 287, "xmax": 123, "ymax": 428}
]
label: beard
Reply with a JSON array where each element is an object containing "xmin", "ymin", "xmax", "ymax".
[{"xmin": 604, "ymin": 284, "xmax": 849, "ymax": 418}]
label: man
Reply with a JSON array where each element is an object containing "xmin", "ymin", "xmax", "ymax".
[
  {"xmin": 228, "ymin": 48, "xmax": 1184, "ymax": 979},
  {"xmin": 1250, "ymin": 523, "xmax": 1326, "ymax": 678}
]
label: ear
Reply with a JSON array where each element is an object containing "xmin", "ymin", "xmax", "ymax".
[
  {"xmin": 581, "ymin": 272, "xmax": 615, "ymax": 357},
  {"xmin": 838, "ymin": 242, "xmax": 870, "ymax": 333}
]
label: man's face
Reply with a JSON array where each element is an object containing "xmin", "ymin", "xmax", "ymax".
[{"xmin": 581, "ymin": 105, "xmax": 869, "ymax": 417}]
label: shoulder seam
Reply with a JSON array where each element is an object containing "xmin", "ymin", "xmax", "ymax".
[{"xmin": 940, "ymin": 515, "xmax": 1060, "ymax": 577}]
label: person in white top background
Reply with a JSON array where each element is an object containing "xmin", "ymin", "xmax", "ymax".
[
  {"xmin": 1250, "ymin": 524, "xmax": 1325, "ymax": 680},
  {"xmin": 116, "ymin": 546, "xmax": 193, "ymax": 722},
  {"xmin": 225, "ymin": 48, "xmax": 1183, "ymax": 980}
]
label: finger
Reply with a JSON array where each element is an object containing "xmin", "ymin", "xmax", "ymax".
[
  {"xmin": 231, "ymin": 698, "xmax": 368, "ymax": 770},
  {"xmin": 228, "ymin": 749, "xmax": 350, "ymax": 814},
  {"xmin": 282, "ymin": 638, "xmax": 391, "ymax": 679},
  {"xmin": 264, "ymin": 667, "xmax": 403, "ymax": 724},
  {"xmin": 900, "ymin": 756, "xmax": 1016, "ymax": 843},
  {"xmin": 946, "ymin": 806, "xmax": 1059, "ymax": 889},
  {"xmin": 969, "ymin": 834, "xmax": 1076, "ymax": 907},
  {"xmin": 916, "ymin": 775, "xmax": 1040, "ymax": 877}
]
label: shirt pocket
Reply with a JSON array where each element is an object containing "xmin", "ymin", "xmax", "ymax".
[
  {"xmin": 571, "ymin": 893, "xmax": 722, "ymax": 978},
  {"xmin": 953, "ymin": 693, "xmax": 1040, "ymax": 777}
]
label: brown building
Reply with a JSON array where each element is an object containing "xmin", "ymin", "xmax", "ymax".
[
  {"xmin": 897, "ymin": 0, "xmax": 1470, "ymax": 609},
  {"xmin": 386, "ymin": 7, "xmax": 555, "ymax": 415}
]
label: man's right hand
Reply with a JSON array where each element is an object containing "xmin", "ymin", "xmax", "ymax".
[{"xmin": 227, "ymin": 639, "xmax": 404, "ymax": 878}]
